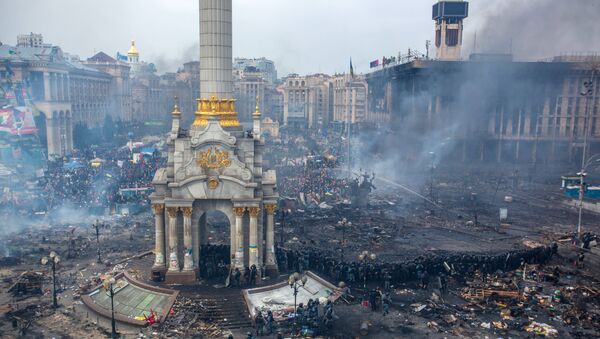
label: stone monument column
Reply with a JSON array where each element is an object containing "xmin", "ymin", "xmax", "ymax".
[
  {"xmin": 167, "ymin": 207, "xmax": 180, "ymax": 271},
  {"xmin": 248, "ymin": 207, "xmax": 261, "ymax": 269},
  {"xmin": 264, "ymin": 204, "xmax": 277, "ymax": 271},
  {"xmin": 181, "ymin": 207, "xmax": 194, "ymax": 271},
  {"xmin": 152, "ymin": 204, "xmax": 166, "ymax": 269},
  {"xmin": 233, "ymin": 207, "xmax": 246, "ymax": 268}
]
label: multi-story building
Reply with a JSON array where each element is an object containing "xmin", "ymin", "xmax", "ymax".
[
  {"xmin": 265, "ymin": 86, "xmax": 284, "ymax": 122},
  {"xmin": 132, "ymin": 72, "xmax": 162, "ymax": 122},
  {"xmin": 282, "ymin": 74, "xmax": 331, "ymax": 128},
  {"xmin": 160, "ymin": 61, "xmax": 200, "ymax": 126},
  {"xmin": 123, "ymin": 40, "xmax": 162, "ymax": 122},
  {"xmin": 365, "ymin": 1, "xmax": 600, "ymax": 164},
  {"xmin": 1, "ymin": 40, "xmax": 73, "ymax": 158},
  {"xmin": 0, "ymin": 34, "xmax": 158, "ymax": 158},
  {"xmin": 366, "ymin": 55, "xmax": 600, "ymax": 164},
  {"xmin": 235, "ymin": 66, "xmax": 266, "ymax": 122},
  {"xmin": 66, "ymin": 55, "xmax": 112, "ymax": 127},
  {"xmin": 331, "ymin": 74, "xmax": 368, "ymax": 124},
  {"xmin": 234, "ymin": 57, "xmax": 277, "ymax": 84},
  {"xmin": 85, "ymin": 52, "xmax": 132, "ymax": 122},
  {"xmin": 16, "ymin": 32, "xmax": 48, "ymax": 48}
]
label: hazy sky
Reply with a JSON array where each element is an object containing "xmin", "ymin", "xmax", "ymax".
[{"xmin": 1, "ymin": 0, "xmax": 598, "ymax": 76}]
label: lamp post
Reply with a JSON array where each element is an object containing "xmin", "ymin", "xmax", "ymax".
[
  {"xmin": 279, "ymin": 209, "xmax": 287, "ymax": 246},
  {"xmin": 93, "ymin": 219, "xmax": 104, "ymax": 263},
  {"xmin": 357, "ymin": 250, "xmax": 377, "ymax": 290},
  {"xmin": 577, "ymin": 153, "xmax": 600, "ymax": 239},
  {"xmin": 577, "ymin": 68, "xmax": 597, "ymax": 239},
  {"xmin": 41, "ymin": 251, "xmax": 60, "ymax": 308},
  {"xmin": 337, "ymin": 218, "xmax": 352, "ymax": 262},
  {"xmin": 102, "ymin": 274, "xmax": 118, "ymax": 339},
  {"xmin": 288, "ymin": 272, "xmax": 307, "ymax": 335}
]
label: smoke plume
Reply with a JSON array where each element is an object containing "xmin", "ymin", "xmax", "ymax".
[{"xmin": 467, "ymin": 0, "xmax": 600, "ymax": 60}]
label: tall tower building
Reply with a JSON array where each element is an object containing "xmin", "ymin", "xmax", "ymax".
[
  {"xmin": 194, "ymin": 0, "xmax": 240, "ymax": 129},
  {"xmin": 432, "ymin": 1, "xmax": 469, "ymax": 60}
]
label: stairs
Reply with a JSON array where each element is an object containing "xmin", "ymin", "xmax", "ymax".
[{"xmin": 197, "ymin": 292, "xmax": 253, "ymax": 330}]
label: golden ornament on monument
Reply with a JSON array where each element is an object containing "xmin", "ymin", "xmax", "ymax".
[
  {"xmin": 197, "ymin": 147, "xmax": 231, "ymax": 169},
  {"xmin": 207, "ymin": 178, "xmax": 219, "ymax": 189}
]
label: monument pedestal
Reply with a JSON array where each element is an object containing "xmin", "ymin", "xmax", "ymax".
[
  {"xmin": 165, "ymin": 271, "xmax": 196, "ymax": 285},
  {"xmin": 265, "ymin": 264, "xmax": 279, "ymax": 278},
  {"xmin": 151, "ymin": 266, "xmax": 167, "ymax": 282}
]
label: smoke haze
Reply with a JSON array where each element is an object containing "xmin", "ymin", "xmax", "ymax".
[{"xmin": 465, "ymin": 0, "xmax": 600, "ymax": 59}]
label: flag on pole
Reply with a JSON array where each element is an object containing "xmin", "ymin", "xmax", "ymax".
[
  {"xmin": 350, "ymin": 58, "xmax": 355, "ymax": 78},
  {"xmin": 369, "ymin": 59, "xmax": 380, "ymax": 68}
]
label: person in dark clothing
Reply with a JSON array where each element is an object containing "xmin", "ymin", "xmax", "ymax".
[
  {"xmin": 250, "ymin": 264, "xmax": 258, "ymax": 286},
  {"xmin": 266, "ymin": 310, "xmax": 275, "ymax": 334},
  {"xmin": 243, "ymin": 266, "xmax": 250, "ymax": 287},
  {"xmin": 577, "ymin": 252, "xmax": 585, "ymax": 269},
  {"xmin": 232, "ymin": 268, "xmax": 241, "ymax": 288},
  {"xmin": 369, "ymin": 289, "xmax": 378, "ymax": 311},
  {"xmin": 255, "ymin": 310, "xmax": 264, "ymax": 336}
]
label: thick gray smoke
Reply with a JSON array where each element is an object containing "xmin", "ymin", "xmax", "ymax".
[
  {"xmin": 153, "ymin": 43, "xmax": 199, "ymax": 73},
  {"xmin": 350, "ymin": 0, "xmax": 600, "ymax": 197},
  {"xmin": 467, "ymin": 0, "xmax": 600, "ymax": 59},
  {"xmin": 0, "ymin": 205, "xmax": 96, "ymax": 240}
]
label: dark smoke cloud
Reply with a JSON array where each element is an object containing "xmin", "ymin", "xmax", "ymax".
[{"xmin": 467, "ymin": 0, "xmax": 600, "ymax": 59}]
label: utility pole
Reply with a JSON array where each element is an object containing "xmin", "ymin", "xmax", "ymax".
[
  {"xmin": 93, "ymin": 219, "xmax": 103, "ymax": 263},
  {"xmin": 578, "ymin": 68, "xmax": 596, "ymax": 239}
]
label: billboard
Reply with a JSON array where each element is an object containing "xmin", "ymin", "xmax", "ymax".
[{"xmin": 0, "ymin": 106, "xmax": 38, "ymax": 136}]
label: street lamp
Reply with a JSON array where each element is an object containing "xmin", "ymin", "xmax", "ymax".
[
  {"xmin": 41, "ymin": 251, "xmax": 60, "ymax": 308},
  {"xmin": 577, "ymin": 70, "xmax": 597, "ymax": 239},
  {"xmin": 357, "ymin": 250, "xmax": 377, "ymax": 290},
  {"xmin": 288, "ymin": 272, "xmax": 307, "ymax": 335},
  {"xmin": 337, "ymin": 218, "xmax": 352, "ymax": 262},
  {"xmin": 93, "ymin": 219, "xmax": 104, "ymax": 263},
  {"xmin": 102, "ymin": 274, "xmax": 118, "ymax": 339},
  {"xmin": 279, "ymin": 209, "xmax": 288, "ymax": 246},
  {"xmin": 577, "ymin": 153, "xmax": 600, "ymax": 238}
]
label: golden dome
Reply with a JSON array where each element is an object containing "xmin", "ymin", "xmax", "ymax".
[{"xmin": 127, "ymin": 40, "xmax": 139, "ymax": 56}]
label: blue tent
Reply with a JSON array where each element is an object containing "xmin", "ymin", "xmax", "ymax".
[
  {"xmin": 63, "ymin": 161, "xmax": 84, "ymax": 169},
  {"xmin": 141, "ymin": 147, "xmax": 156, "ymax": 155}
]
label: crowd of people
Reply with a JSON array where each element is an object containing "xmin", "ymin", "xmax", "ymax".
[
  {"xmin": 42, "ymin": 148, "xmax": 163, "ymax": 211},
  {"xmin": 276, "ymin": 243, "xmax": 558, "ymax": 291}
]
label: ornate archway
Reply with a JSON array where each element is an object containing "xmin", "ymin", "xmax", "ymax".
[{"xmin": 151, "ymin": 114, "xmax": 278, "ymax": 284}]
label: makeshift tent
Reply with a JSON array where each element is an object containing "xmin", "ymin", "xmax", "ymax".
[
  {"xmin": 140, "ymin": 147, "xmax": 155, "ymax": 155},
  {"xmin": 63, "ymin": 160, "xmax": 84, "ymax": 169}
]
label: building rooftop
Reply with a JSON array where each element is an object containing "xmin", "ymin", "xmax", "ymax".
[{"xmin": 87, "ymin": 51, "xmax": 117, "ymax": 63}]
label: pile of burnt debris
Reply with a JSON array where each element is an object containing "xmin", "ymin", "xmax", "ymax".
[{"xmin": 387, "ymin": 253, "xmax": 600, "ymax": 338}]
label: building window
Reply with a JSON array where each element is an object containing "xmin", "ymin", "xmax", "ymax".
[
  {"xmin": 446, "ymin": 29, "xmax": 459, "ymax": 46},
  {"xmin": 435, "ymin": 29, "xmax": 441, "ymax": 47}
]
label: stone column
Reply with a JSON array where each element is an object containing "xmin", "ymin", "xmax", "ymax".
[
  {"xmin": 152, "ymin": 204, "xmax": 166, "ymax": 269},
  {"xmin": 167, "ymin": 207, "xmax": 180, "ymax": 271},
  {"xmin": 45, "ymin": 116, "xmax": 57, "ymax": 159},
  {"xmin": 65, "ymin": 114, "xmax": 73, "ymax": 154},
  {"xmin": 43, "ymin": 72, "xmax": 51, "ymax": 101},
  {"xmin": 181, "ymin": 207, "xmax": 194, "ymax": 271},
  {"xmin": 233, "ymin": 207, "xmax": 246, "ymax": 268},
  {"xmin": 248, "ymin": 207, "xmax": 260, "ymax": 269},
  {"xmin": 264, "ymin": 204, "xmax": 276, "ymax": 268}
]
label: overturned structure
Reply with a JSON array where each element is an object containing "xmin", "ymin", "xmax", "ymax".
[{"xmin": 150, "ymin": 0, "xmax": 278, "ymax": 284}]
